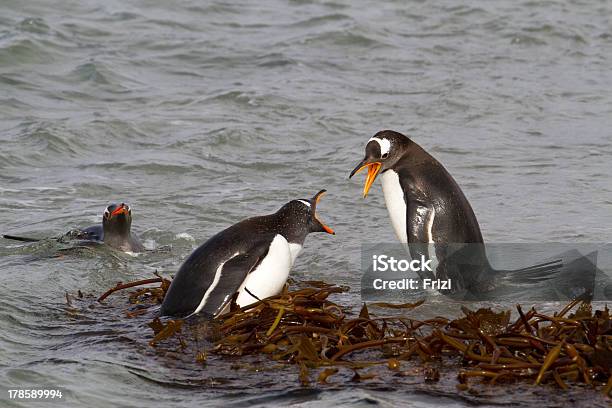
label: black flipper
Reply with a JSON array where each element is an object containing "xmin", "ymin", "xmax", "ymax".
[
  {"xmin": 62, "ymin": 225, "xmax": 103, "ymax": 242},
  {"xmin": 405, "ymin": 189, "xmax": 437, "ymax": 282},
  {"xmin": 195, "ymin": 249, "xmax": 268, "ymax": 318},
  {"xmin": 2, "ymin": 234, "xmax": 41, "ymax": 242},
  {"xmin": 160, "ymin": 239, "xmax": 270, "ymax": 319}
]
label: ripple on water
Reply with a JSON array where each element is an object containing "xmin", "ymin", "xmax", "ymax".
[
  {"xmin": 0, "ymin": 38, "xmax": 55, "ymax": 65},
  {"xmin": 301, "ymin": 30, "xmax": 387, "ymax": 48},
  {"xmin": 256, "ymin": 53, "xmax": 297, "ymax": 68},
  {"xmin": 17, "ymin": 17, "xmax": 50, "ymax": 34},
  {"xmin": 69, "ymin": 62, "xmax": 114, "ymax": 85},
  {"xmin": 289, "ymin": 13, "xmax": 352, "ymax": 28},
  {"xmin": 8, "ymin": 122, "xmax": 87, "ymax": 164}
]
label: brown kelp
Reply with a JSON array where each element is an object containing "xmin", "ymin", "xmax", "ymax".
[{"xmin": 96, "ymin": 277, "xmax": 611, "ymax": 395}]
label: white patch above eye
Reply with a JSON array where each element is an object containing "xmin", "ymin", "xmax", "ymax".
[
  {"xmin": 368, "ymin": 137, "xmax": 391, "ymax": 156},
  {"xmin": 297, "ymin": 200, "xmax": 311, "ymax": 208}
]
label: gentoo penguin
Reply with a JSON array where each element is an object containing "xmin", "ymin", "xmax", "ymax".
[
  {"xmin": 160, "ymin": 190, "xmax": 334, "ymax": 318},
  {"xmin": 73, "ymin": 203, "xmax": 145, "ymax": 252},
  {"xmin": 349, "ymin": 130, "xmax": 497, "ymax": 292},
  {"xmin": 350, "ymin": 131, "xmax": 602, "ymax": 299},
  {"xmin": 3, "ymin": 203, "xmax": 145, "ymax": 253}
]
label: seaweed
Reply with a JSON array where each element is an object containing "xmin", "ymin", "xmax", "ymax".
[{"xmin": 97, "ymin": 276, "xmax": 612, "ymax": 395}]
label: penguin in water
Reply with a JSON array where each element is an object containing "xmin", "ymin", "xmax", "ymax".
[
  {"xmin": 349, "ymin": 130, "xmax": 575, "ymax": 297},
  {"xmin": 160, "ymin": 190, "xmax": 334, "ymax": 318},
  {"xmin": 3, "ymin": 203, "xmax": 145, "ymax": 253}
]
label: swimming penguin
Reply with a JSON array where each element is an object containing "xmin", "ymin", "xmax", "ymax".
[
  {"xmin": 3, "ymin": 203, "xmax": 145, "ymax": 253},
  {"xmin": 349, "ymin": 130, "xmax": 575, "ymax": 296},
  {"xmin": 72, "ymin": 203, "xmax": 145, "ymax": 253},
  {"xmin": 160, "ymin": 190, "xmax": 334, "ymax": 318}
]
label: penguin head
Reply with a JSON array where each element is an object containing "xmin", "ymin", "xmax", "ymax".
[
  {"xmin": 277, "ymin": 190, "xmax": 335, "ymax": 240},
  {"xmin": 102, "ymin": 203, "xmax": 133, "ymax": 236},
  {"xmin": 349, "ymin": 130, "xmax": 408, "ymax": 198}
]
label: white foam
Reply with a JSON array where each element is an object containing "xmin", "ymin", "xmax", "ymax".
[
  {"xmin": 143, "ymin": 239, "xmax": 157, "ymax": 250},
  {"xmin": 175, "ymin": 232, "xmax": 195, "ymax": 242}
]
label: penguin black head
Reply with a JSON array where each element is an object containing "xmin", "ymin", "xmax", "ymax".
[
  {"xmin": 349, "ymin": 130, "xmax": 409, "ymax": 197},
  {"xmin": 102, "ymin": 203, "xmax": 133, "ymax": 237},
  {"xmin": 277, "ymin": 190, "xmax": 335, "ymax": 241}
]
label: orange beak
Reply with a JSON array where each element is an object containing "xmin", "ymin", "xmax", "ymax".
[
  {"xmin": 312, "ymin": 190, "xmax": 335, "ymax": 235},
  {"xmin": 111, "ymin": 204, "xmax": 128, "ymax": 217},
  {"xmin": 350, "ymin": 162, "xmax": 382, "ymax": 198}
]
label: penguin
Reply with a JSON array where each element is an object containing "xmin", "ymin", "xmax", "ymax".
[
  {"xmin": 3, "ymin": 202, "xmax": 145, "ymax": 253},
  {"xmin": 349, "ymin": 130, "xmax": 574, "ymax": 296},
  {"xmin": 159, "ymin": 190, "xmax": 334, "ymax": 318}
]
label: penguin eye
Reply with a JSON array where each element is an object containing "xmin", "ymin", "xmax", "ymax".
[
  {"xmin": 381, "ymin": 152, "xmax": 389, "ymax": 159},
  {"xmin": 104, "ymin": 209, "xmax": 110, "ymax": 218}
]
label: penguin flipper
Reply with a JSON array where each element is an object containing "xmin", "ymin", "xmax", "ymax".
[
  {"xmin": 62, "ymin": 225, "xmax": 103, "ymax": 242},
  {"xmin": 405, "ymin": 196, "xmax": 436, "ymax": 281},
  {"xmin": 407, "ymin": 200, "xmax": 435, "ymax": 244},
  {"xmin": 187, "ymin": 243, "xmax": 270, "ymax": 319}
]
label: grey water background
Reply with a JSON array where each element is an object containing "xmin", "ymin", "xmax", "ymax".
[{"xmin": 1, "ymin": 0, "xmax": 611, "ymax": 407}]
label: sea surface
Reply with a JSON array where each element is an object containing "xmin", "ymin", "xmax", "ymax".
[{"xmin": 1, "ymin": 1, "xmax": 611, "ymax": 407}]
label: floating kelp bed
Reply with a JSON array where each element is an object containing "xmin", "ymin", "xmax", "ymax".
[{"xmin": 94, "ymin": 276, "xmax": 612, "ymax": 397}]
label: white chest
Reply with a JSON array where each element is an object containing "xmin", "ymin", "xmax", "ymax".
[
  {"xmin": 288, "ymin": 242, "xmax": 303, "ymax": 266},
  {"xmin": 235, "ymin": 234, "xmax": 292, "ymax": 307},
  {"xmin": 381, "ymin": 170, "xmax": 408, "ymax": 244}
]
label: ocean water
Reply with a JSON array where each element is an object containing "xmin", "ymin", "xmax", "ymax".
[{"xmin": 1, "ymin": 1, "xmax": 611, "ymax": 406}]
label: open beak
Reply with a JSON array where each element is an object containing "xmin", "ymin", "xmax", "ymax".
[
  {"xmin": 349, "ymin": 160, "xmax": 382, "ymax": 198},
  {"xmin": 110, "ymin": 204, "xmax": 128, "ymax": 217},
  {"xmin": 312, "ymin": 190, "xmax": 335, "ymax": 235}
]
